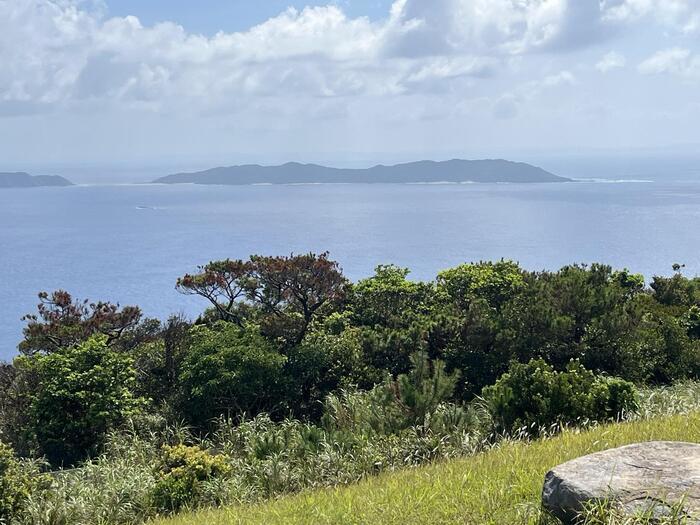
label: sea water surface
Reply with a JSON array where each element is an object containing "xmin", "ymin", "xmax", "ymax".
[{"xmin": 2, "ymin": 179, "xmax": 700, "ymax": 359}]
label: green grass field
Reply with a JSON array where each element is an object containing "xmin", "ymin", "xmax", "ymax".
[{"xmin": 152, "ymin": 413, "xmax": 700, "ymax": 525}]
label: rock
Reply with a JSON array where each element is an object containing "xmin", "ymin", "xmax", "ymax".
[{"xmin": 542, "ymin": 441, "xmax": 700, "ymax": 523}]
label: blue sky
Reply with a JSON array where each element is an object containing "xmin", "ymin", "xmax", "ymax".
[
  {"xmin": 105, "ymin": 1, "xmax": 394, "ymax": 34},
  {"xmin": 1, "ymin": 0, "xmax": 700, "ymax": 177}
]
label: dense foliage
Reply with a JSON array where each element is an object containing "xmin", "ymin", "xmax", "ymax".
[
  {"xmin": 0, "ymin": 441, "xmax": 45, "ymax": 523},
  {"xmin": 482, "ymin": 359, "xmax": 638, "ymax": 434},
  {"xmin": 0, "ymin": 442, "xmax": 29, "ymax": 522},
  {"xmin": 18, "ymin": 335, "xmax": 145, "ymax": 467},
  {"xmin": 178, "ymin": 323, "xmax": 286, "ymax": 426},
  {"xmin": 1, "ymin": 252, "xmax": 699, "ymax": 524},
  {"xmin": 151, "ymin": 445, "xmax": 232, "ymax": 513}
]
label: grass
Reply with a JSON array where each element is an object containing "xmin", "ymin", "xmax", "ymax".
[{"xmin": 152, "ymin": 412, "xmax": 700, "ymax": 525}]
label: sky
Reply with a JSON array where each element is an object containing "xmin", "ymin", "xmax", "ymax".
[{"xmin": 1, "ymin": 0, "xmax": 700, "ymax": 179}]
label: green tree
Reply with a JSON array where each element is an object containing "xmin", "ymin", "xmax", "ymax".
[
  {"xmin": 281, "ymin": 327, "xmax": 368, "ymax": 419},
  {"xmin": 20, "ymin": 335, "xmax": 144, "ymax": 466},
  {"xmin": 685, "ymin": 305, "xmax": 700, "ymax": 339},
  {"xmin": 651, "ymin": 272, "xmax": 700, "ymax": 308},
  {"xmin": 389, "ymin": 351, "xmax": 460, "ymax": 430},
  {"xmin": 437, "ymin": 260, "xmax": 525, "ymax": 311},
  {"xmin": 178, "ymin": 323, "xmax": 286, "ymax": 426},
  {"xmin": 351, "ymin": 265, "xmax": 434, "ymax": 328},
  {"xmin": 349, "ymin": 266, "xmax": 439, "ymax": 380},
  {"xmin": 132, "ymin": 314, "xmax": 192, "ymax": 406}
]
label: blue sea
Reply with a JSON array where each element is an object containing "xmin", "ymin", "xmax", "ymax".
[{"xmin": 2, "ymin": 179, "xmax": 700, "ymax": 360}]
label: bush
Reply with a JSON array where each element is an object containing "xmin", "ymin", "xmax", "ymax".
[
  {"xmin": 281, "ymin": 330, "xmax": 359, "ymax": 419},
  {"xmin": 178, "ymin": 323, "xmax": 286, "ymax": 426},
  {"xmin": 322, "ymin": 352, "xmax": 461, "ymax": 435},
  {"xmin": 151, "ymin": 445, "xmax": 231, "ymax": 513},
  {"xmin": 482, "ymin": 359, "xmax": 638, "ymax": 435},
  {"xmin": 20, "ymin": 335, "xmax": 145, "ymax": 467},
  {"xmin": 0, "ymin": 441, "xmax": 46, "ymax": 523},
  {"xmin": 437, "ymin": 260, "xmax": 525, "ymax": 311}
]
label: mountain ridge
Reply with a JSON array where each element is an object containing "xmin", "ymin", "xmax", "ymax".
[
  {"xmin": 0, "ymin": 172, "xmax": 73, "ymax": 188},
  {"xmin": 153, "ymin": 159, "xmax": 569, "ymax": 185}
]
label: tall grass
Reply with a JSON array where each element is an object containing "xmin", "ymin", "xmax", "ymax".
[
  {"xmin": 13, "ymin": 382, "xmax": 700, "ymax": 525},
  {"xmin": 634, "ymin": 381, "xmax": 700, "ymax": 420},
  {"xmin": 152, "ymin": 413, "xmax": 700, "ymax": 525}
]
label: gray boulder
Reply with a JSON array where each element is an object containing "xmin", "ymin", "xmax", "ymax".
[{"xmin": 542, "ymin": 441, "xmax": 700, "ymax": 523}]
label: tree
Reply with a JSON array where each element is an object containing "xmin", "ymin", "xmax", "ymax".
[
  {"xmin": 0, "ymin": 364, "xmax": 35, "ymax": 457},
  {"xmin": 20, "ymin": 335, "xmax": 144, "ymax": 466},
  {"xmin": 248, "ymin": 253, "xmax": 348, "ymax": 345},
  {"xmin": 351, "ymin": 265, "xmax": 434, "ymax": 328},
  {"xmin": 177, "ymin": 253, "xmax": 348, "ymax": 345},
  {"xmin": 176, "ymin": 259, "xmax": 252, "ymax": 325},
  {"xmin": 496, "ymin": 264, "xmax": 638, "ymax": 370},
  {"xmin": 20, "ymin": 290, "xmax": 141, "ymax": 356},
  {"xmin": 178, "ymin": 323, "xmax": 286, "ymax": 426},
  {"xmin": 437, "ymin": 260, "xmax": 525, "ymax": 311},
  {"xmin": 389, "ymin": 351, "xmax": 460, "ymax": 430},
  {"xmin": 686, "ymin": 306, "xmax": 700, "ymax": 340},
  {"xmin": 281, "ymin": 327, "xmax": 366, "ymax": 419},
  {"xmin": 650, "ymin": 272, "xmax": 700, "ymax": 308},
  {"xmin": 347, "ymin": 266, "xmax": 440, "ymax": 381},
  {"xmin": 132, "ymin": 314, "xmax": 192, "ymax": 405}
]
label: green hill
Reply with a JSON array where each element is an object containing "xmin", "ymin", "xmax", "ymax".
[
  {"xmin": 152, "ymin": 412, "xmax": 700, "ymax": 525},
  {"xmin": 153, "ymin": 159, "xmax": 569, "ymax": 185},
  {"xmin": 0, "ymin": 172, "xmax": 73, "ymax": 188}
]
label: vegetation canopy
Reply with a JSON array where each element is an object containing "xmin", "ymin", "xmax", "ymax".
[{"xmin": 1, "ymin": 252, "xmax": 699, "ymax": 524}]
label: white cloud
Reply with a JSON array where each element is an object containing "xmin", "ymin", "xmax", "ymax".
[
  {"xmin": 603, "ymin": 0, "xmax": 700, "ymax": 33},
  {"xmin": 638, "ymin": 47, "xmax": 700, "ymax": 76},
  {"xmin": 0, "ymin": 0, "xmax": 639, "ymax": 118},
  {"xmin": 384, "ymin": 0, "xmax": 569, "ymax": 56},
  {"xmin": 2, "ymin": 0, "xmax": 700, "ymax": 165},
  {"xmin": 542, "ymin": 70, "xmax": 576, "ymax": 87},
  {"xmin": 0, "ymin": 2, "xmax": 393, "ymax": 114},
  {"xmin": 385, "ymin": 0, "xmax": 623, "ymax": 57},
  {"xmin": 596, "ymin": 51, "xmax": 626, "ymax": 72}
]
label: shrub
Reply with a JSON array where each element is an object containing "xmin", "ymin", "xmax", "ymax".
[
  {"xmin": 351, "ymin": 265, "xmax": 434, "ymax": 328},
  {"xmin": 390, "ymin": 351, "xmax": 460, "ymax": 430},
  {"xmin": 280, "ymin": 330, "xmax": 360, "ymax": 419},
  {"xmin": 437, "ymin": 260, "xmax": 525, "ymax": 311},
  {"xmin": 151, "ymin": 445, "xmax": 231, "ymax": 513},
  {"xmin": 19, "ymin": 335, "xmax": 145, "ymax": 467},
  {"xmin": 178, "ymin": 323, "xmax": 286, "ymax": 426},
  {"xmin": 482, "ymin": 359, "xmax": 638, "ymax": 435},
  {"xmin": 322, "ymin": 352, "xmax": 461, "ymax": 435},
  {"xmin": 0, "ymin": 441, "xmax": 46, "ymax": 523}
]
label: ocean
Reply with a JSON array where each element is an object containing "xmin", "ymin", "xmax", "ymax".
[{"xmin": 2, "ymin": 179, "xmax": 700, "ymax": 360}]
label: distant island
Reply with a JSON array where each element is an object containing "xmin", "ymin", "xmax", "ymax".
[
  {"xmin": 0, "ymin": 172, "xmax": 73, "ymax": 188},
  {"xmin": 153, "ymin": 159, "xmax": 569, "ymax": 185}
]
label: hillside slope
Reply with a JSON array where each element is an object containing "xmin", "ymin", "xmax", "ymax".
[
  {"xmin": 153, "ymin": 159, "xmax": 568, "ymax": 185},
  {"xmin": 0, "ymin": 172, "xmax": 73, "ymax": 188},
  {"xmin": 153, "ymin": 413, "xmax": 700, "ymax": 525}
]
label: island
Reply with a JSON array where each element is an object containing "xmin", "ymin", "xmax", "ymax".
[
  {"xmin": 0, "ymin": 172, "xmax": 73, "ymax": 188},
  {"xmin": 152, "ymin": 159, "xmax": 569, "ymax": 185}
]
